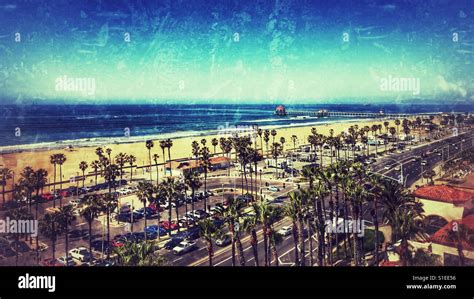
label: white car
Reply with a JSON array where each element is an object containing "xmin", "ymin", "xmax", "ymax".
[
  {"xmin": 69, "ymin": 247, "xmax": 92, "ymax": 262},
  {"xmin": 421, "ymin": 160, "xmax": 428, "ymax": 166},
  {"xmin": 173, "ymin": 241, "xmax": 197, "ymax": 255},
  {"xmin": 383, "ymin": 165, "xmax": 391, "ymax": 170},
  {"xmin": 268, "ymin": 186, "xmax": 280, "ymax": 192},
  {"xmin": 277, "ymin": 226, "xmax": 293, "ymax": 236},
  {"xmin": 57, "ymin": 256, "xmax": 77, "ymax": 266}
]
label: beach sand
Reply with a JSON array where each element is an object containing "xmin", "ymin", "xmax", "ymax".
[{"xmin": 0, "ymin": 118, "xmax": 411, "ymax": 194}]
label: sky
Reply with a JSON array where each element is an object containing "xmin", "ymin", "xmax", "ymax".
[{"xmin": 0, "ymin": 0, "xmax": 473, "ymax": 104}]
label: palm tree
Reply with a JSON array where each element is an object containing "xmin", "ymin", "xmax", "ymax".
[
  {"xmin": 271, "ymin": 142, "xmax": 283, "ymax": 178},
  {"xmin": 161, "ymin": 177, "xmax": 179, "ymax": 236},
  {"xmin": 114, "ymin": 241, "xmax": 166, "ymax": 266},
  {"xmin": 39, "ymin": 211, "xmax": 62, "ymax": 261},
  {"xmin": 280, "ymin": 137, "xmax": 286, "ymax": 153},
  {"xmin": 114, "ymin": 153, "xmax": 128, "ymax": 182},
  {"xmin": 447, "ymin": 224, "xmax": 469, "ymax": 266},
  {"xmin": 127, "ymin": 155, "xmax": 137, "ymax": 182},
  {"xmin": 91, "ymin": 160, "xmax": 101, "ymax": 186},
  {"xmin": 95, "ymin": 147, "xmax": 104, "ymax": 158},
  {"xmin": 137, "ymin": 181, "xmax": 154, "ymax": 238},
  {"xmin": 285, "ymin": 191, "xmax": 302, "ymax": 265},
  {"xmin": 0, "ymin": 168, "xmax": 13, "ymax": 206},
  {"xmin": 184, "ymin": 170, "xmax": 202, "ymax": 212},
  {"xmin": 263, "ymin": 130, "xmax": 270, "ymax": 155},
  {"xmin": 242, "ymin": 208, "xmax": 260, "ymax": 266},
  {"xmin": 211, "ymin": 138, "xmax": 219, "ymax": 155},
  {"xmin": 103, "ymin": 164, "xmax": 121, "ymax": 194},
  {"xmin": 223, "ymin": 196, "xmax": 246, "ymax": 266},
  {"xmin": 79, "ymin": 194, "xmax": 104, "ymax": 256},
  {"xmin": 79, "ymin": 161, "xmax": 88, "ymax": 188},
  {"xmin": 8, "ymin": 206, "xmax": 33, "ymax": 265},
  {"xmin": 33, "ymin": 169, "xmax": 48, "ymax": 219},
  {"xmin": 200, "ymin": 146, "xmax": 211, "ymax": 211},
  {"xmin": 55, "ymin": 153, "xmax": 66, "ymax": 207},
  {"xmin": 389, "ymin": 127, "xmax": 396, "ymax": 145},
  {"xmin": 49, "ymin": 154, "xmax": 58, "ymax": 208},
  {"xmin": 270, "ymin": 129, "xmax": 277, "ymax": 145},
  {"xmin": 257, "ymin": 128, "xmax": 263, "ymax": 154},
  {"xmin": 57, "ymin": 205, "xmax": 74, "ymax": 262},
  {"xmin": 146, "ymin": 140, "xmax": 154, "ymax": 180},
  {"xmin": 165, "ymin": 139, "xmax": 174, "ymax": 176},
  {"xmin": 255, "ymin": 199, "xmax": 283, "ymax": 266},
  {"xmin": 102, "ymin": 193, "xmax": 117, "ymax": 246},
  {"xmin": 379, "ymin": 180, "xmax": 424, "ymax": 263},
  {"xmin": 198, "ymin": 218, "xmax": 218, "ymax": 266},
  {"xmin": 394, "ymin": 119, "xmax": 401, "ymax": 145},
  {"xmin": 291, "ymin": 135, "xmax": 298, "ymax": 152},
  {"xmin": 160, "ymin": 140, "xmax": 167, "ymax": 174},
  {"xmin": 20, "ymin": 167, "xmax": 35, "ymax": 213},
  {"xmin": 192, "ymin": 140, "xmax": 200, "ymax": 162},
  {"xmin": 105, "ymin": 148, "xmax": 112, "ymax": 162},
  {"xmin": 152, "ymin": 154, "xmax": 160, "ymax": 184}
]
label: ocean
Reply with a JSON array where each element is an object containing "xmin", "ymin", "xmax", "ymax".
[{"xmin": 0, "ymin": 103, "xmax": 469, "ymax": 149}]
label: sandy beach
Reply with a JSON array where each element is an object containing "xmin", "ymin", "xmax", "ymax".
[{"xmin": 0, "ymin": 118, "xmax": 411, "ymax": 193}]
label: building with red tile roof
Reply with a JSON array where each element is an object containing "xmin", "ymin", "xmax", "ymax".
[
  {"xmin": 429, "ymin": 214, "xmax": 474, "ymax": 265},
  {"xmin": 413, "ymin": 185, "xmax": 473, "ymax": 222},
  {"xmin": 413, "ymin": 185, "xmax": 473, "ymax": 204}
]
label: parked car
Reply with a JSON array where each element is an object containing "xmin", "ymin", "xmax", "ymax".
[
  {"xmin": 135, "ymin": 207, "xmax": 157, "ymax": 219},
  {"xmin": 40, "ymin": 193, "xmax": 55, "ymax": 202},
  {"xmin": 69, "ymin": 247, "xmax": 92, "ymax": 262},
  {"xmin": 160, "ymin": 220, "xmax": 178, "ymax": 231},
  {"xmin": 277, "ymin": 226, "xmax": 293, "ymax": 236},
  {"xmin": 57, "ymin": 256, "xmax": 77, "ymax": 266},
  {"xmin": 41, "ymin": 258, "xmax": 64, "ymax": 267},
  {"xmin": 164, "ymin": 237, "xmax": 185, "ymax": 250},
  {"xmin": 215, "ymin": 234, "xmax": 231, "ymax": 247},
  {"xmin": 268, "ymin": 186, "xmax": 280, "ymax": 192},
  {"xmin": 173, "ymin": 241, "xmax": 197, "ymax": 255}
]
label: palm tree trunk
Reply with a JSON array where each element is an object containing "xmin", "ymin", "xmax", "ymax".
[
  {"xmin": 53, "ymin": 164, "xmax": 57, "ymax": 208},
  {"xmin": 59, "ymin": 165, "xmax": 63, "ymax": 207},
  {"xmin": 292, "ymin": 222, "xmax": 299, "ymax": 265},
  {"xmin": 298, "ymin": 219, "xmax": 305, "ymax": 266},
  {"xmin": 230, "ymin": 224, "xmax": 236, "ymax": 266},
  {"xmin": 148, "ymin": 150, "xmax": 152, "ymax": 181},
  {"xmin": 207, "ymin": 240, "xmax": 213, "ymax": 266},
  {"xmin": 167, "ymin": 148, "xmax": 172, "ymax": 176},
  {"xmin": 307, "ymin": 218, "xmax": 314, "ymax": 266},
  {"xmin": 236, "ymin": 234, "xmax": 246, "ymax": 266},
  {"xmin": 251, "ymin": 229, "xmax": 259, "ymax": 266},
  {"xmin": 263, "ymin": 226, "xmax": 269, "ymax": 266},
  {"xmin": 88, "ymin": 222, "xmax": 93, "ymax": 257}
]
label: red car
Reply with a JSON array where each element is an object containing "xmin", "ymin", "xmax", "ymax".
[
  {"xmin": 54, "ymin": 190, "xmax": 70, "ymax": 198},
  {"xmin": 148, "ymin": 203, "xmax": 163, "ymax": 213},
  {"xmin": 40, "ymin": 193, "xmax": 54, "ymax": 201},
  {"xmin": 41, "ymin": 258, "xmax": 64, "ymax": 267},
  {"xmin": 160, "ymin": 221, "xmax": 178, "ymax": 230}
]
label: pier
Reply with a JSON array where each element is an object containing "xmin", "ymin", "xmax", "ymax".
[{"xmin": 274, "ymin": 105, "xmax": 443, "ymax": 119}]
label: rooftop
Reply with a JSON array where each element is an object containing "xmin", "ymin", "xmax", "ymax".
[
  {"xmin": 413, "ymin": 184, "xmax": 473, "ymax": 205},
  {"xmin": 430, "ymin": 214, "xmax": 474, "ymax": 250}
]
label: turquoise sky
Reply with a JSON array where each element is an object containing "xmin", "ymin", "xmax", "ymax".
[{"xmin": 0, "ymin": 0, "xmax": 472, "ymax": 104}]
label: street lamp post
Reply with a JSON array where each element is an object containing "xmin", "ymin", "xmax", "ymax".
[{"xmin": 383, "ymin": 157, "xmax": 404, "ymax": 186}]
